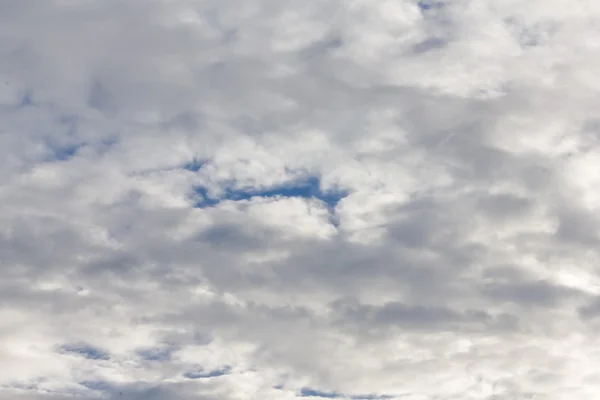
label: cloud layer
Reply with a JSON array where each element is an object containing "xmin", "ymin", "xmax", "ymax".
[{"xmin": 2, "ymin": 0, "xmax": 600, "ymax": 399}]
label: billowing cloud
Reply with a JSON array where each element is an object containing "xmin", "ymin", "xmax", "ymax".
[{"xmin": 2, "ymin": 0, "xmax": 600, "ymax": 399}]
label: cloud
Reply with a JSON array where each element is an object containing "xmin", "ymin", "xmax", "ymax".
[{"xmin": 2, "ymin": 0, "xmax": 600, "ymax": 399}]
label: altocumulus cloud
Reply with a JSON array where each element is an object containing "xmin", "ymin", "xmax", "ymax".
[{"xmin": 2, "ymin": 0, "xmax": 600, "ymax": 399}]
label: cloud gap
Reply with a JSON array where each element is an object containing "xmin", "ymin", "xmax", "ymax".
[
  {"xmin": 60, "ymin": 343, "xmax": 110, "ymax": 360},
  {"xmin": 299, "ymin": 387, "xmax": 344, "ymax": 398},
  {"xmin": 46, "ymin": 143, "xmax": 85, "ymax": 162},
  {"xmin": 182, "ymin": 158, "xmax": 207, "ymax": 172},
  {"xmin": 79, "ymin": 380, "xmax": 113, "ymax": 392},
  {"xmin": 417, "ymin": 0, "xmax": 444, "ymax": 12},
  {"xmin": 136, "ymin": 345, "xmax": 177, "ymax": 362},
  {"xmin": 193, "ymin": 176, "xmax": 349, "ymax": 210},
  {"xmin": 18, "ymin": 91, "xmax": 33, "ymax": 108},
  {"xmin": 183, "ymin": 365, "xmax": 232, "ymax": 379},
  {"xmin": 299, "ymin": 387, "xmax": 395, "ymax": 399}
]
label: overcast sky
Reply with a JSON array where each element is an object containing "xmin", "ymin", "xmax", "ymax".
[{"xmin": 2, "ymin": 0, "xmax": 600, "ymax": 399}]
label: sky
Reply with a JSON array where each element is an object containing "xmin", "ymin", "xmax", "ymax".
[{"xmin": 2, "ymin": 0, "xmax": 600, "ymax": 399}]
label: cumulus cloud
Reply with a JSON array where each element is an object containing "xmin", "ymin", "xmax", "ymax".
[{"xmin": 2, "ymin": 0, "xmax": 600, "ymax": 399}]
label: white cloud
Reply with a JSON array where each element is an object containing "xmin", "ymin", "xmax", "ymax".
[{"xmin": 3, "ymin": 0, "xmax": 600, "ymax": 399}]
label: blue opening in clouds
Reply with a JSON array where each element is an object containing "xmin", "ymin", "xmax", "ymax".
[
  {"xmin": 137, "ymin": 346, "xmax": 176, "ymax": 362},
  {"xmin": 183, "ymin": 158, "xmax": 206, "ymax": 172},
  {"xmin": 300, "ymin": 388, "xmax": 343, "ymax": 398},
  {"xmin": 80, "ymin": 380, "xmax": 113, "ymax": 392},
  {"xmin": 418, "ymin": 0, "xmax": 444, "ymax": 11},
  {"xmin": 43, "ymin": 139, "xmax": 85, "ymax": 162},
  {"xmin": 19, "ymin": 91, "xmax": 33, "ymax": 108},
  {"xmin": 183, "ymin": 365, "xmax": 232, "ymax": 379},
  {"xmin": 61, "ymin": 343, "xmax": 110, "ymax": 360},
  {"xmin": 193, "ymin": 176, "xmax": 348, "ymax": 210},
  {"xmin": 51, "ymin": 144, "xmax": 83, "ymax": 161},
  {"xmin": 413, "ymin": 37, "xmax": 446, "ymax": 53},
  {"xmin": 299, "ymin": 387, "xmax": 394, "ymax": 399}
]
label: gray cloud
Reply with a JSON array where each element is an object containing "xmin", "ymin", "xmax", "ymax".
[{"xmin": 2, "ymin": 0, "xmax": 600, "ymax": 399}]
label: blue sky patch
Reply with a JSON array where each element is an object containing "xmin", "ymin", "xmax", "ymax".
[
  {"xmin": 60, "ymin": 343, "xmax": 110, "ymax": 360},
  {"xmin": 194, "ymin": 186, "xmax": 220, "ymax": 207},
  {"xmin": 300, "ymin": 387, "xmax": 344, "ymax": 398},
  {"xmin": 19, "ymin": 91, "xmax": 33, "ymax": 107},
  {"xmin": 413, "ymin": 37, "xmax": 446, "ymax": 53},
  {"xmin": 42, "ymin": 135, "xmax": 86, "ymax": 162},
  {"xmin": 193, "ymin": 176, "xmax": 348, "ymax": 210},
  {"xmin": 137, "ymin": 346, "xmax": 176, "ymax": 362},
  {"xmin": 50, "ymin": 143, "xmax": 83, "ymax": 161},
  {"xmin": 183, "ymin": 158, "xmax": 206, "ymax": 172},
  {"xmin": 298, "ymin": 387, "xmax": 394, "ymax": 399},
  {"xmin": 417, "ymin": 0, "xmax": 444, "ymax": 11},
  {"xmin": 79, "ymin": 380, "xmax": 113, "ymax": 392},
  {"xmin": 183, "ymin": 365, "xmax": 232, "ymax": 379}
]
